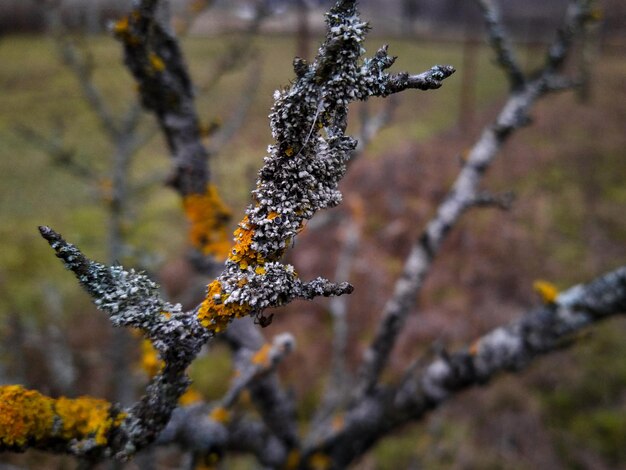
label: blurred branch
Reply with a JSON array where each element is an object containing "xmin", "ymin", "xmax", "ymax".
[
  {"xmin": 354, "ymin": 95, "xmax": 398, "ymax": 154},
  {"xmin": 1, "ymin": 0, "xmax": 454, "ymax": 459},
  {"xmin": 475, "ymin": 0, "xmax": 526, "ymax": 89},
  {"xmin": 198, "ymin": 0, "xmax": 272, "ymax": 95},
  {"xmin": 206, "ymin": 56, "xmax": 262, "ymax": 155},
  {"xmin": 310, "ymin": 204, "xmax": 364, "ymax": 436},
  {"xmin": 354, "ymin": 0, "xmax": 593, "ymax": 399},
  {"xmin": 308, "ymin": 266, "xmax": 626, "ymax": 467},
  {"xmin": 13, "ymin": 123, "xmax": 97, "ymax": 181}
]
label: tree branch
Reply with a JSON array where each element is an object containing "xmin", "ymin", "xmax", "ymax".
[
  {"xmin": 354, "ymin": 0, "xmax": 592, "ymax": 399},
  {"xmin": 307, "ymin": 266, "xmax": 626, "ymax": 467}
]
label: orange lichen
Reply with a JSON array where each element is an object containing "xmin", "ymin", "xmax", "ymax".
[
  {"xmin": 0, "ymin": 385, "xmax": 125, "ymax": 448},
  {"xmin": 309, "ymin": 452, "xmax": 332, "ymax": 470},
  {"xmin": 230, "ymin": 216, "xmax": 266, "ymax": 269},
  {"xmin": 589, "ymin": 8, "xmax": 603, "ymax": 21},
  {"xmin": 161, "ymin": 311, "xmax": 172, "ymax": 320},
  {"xmin": 149, "ymin": 52, "xmax": 166, "ymax": 72},
  {"xmin": 533, "ymin": 280, "xmax": 559, "ymax": 304},
  {"xmin": 139, "ymin": 339, "xmax": 164, "ymax": 377},
  {"xmin": 112, "ymin": 15, "xmax": 139, "ymax": 45},
  {"xmin": 209, "ymin": 406, "xmax": 230, "ymax": 424},
  {"xmin": 331, "ymin": 414, "xmax": 345, "ymax": 432},
  {"xmin": 183, "ymin": 184, "xmax": 232, "ymax": 259},
  {"xmin": 251, "ymin": 343, "xmax": 272, "ymax": 367},
  {"xmin": 112, "ymin": 16, "xmax": 129, "ymax": 35},
  {"xmin": 468, "ymin": 340, "xmax": 480, "ymax": 356},
  {"xmin": 285, "ymin": 147, "xmax": 295, "ymax": 157},
  {"xmin": 55, "ymin": 396, "xmax": 125, "ymax": 446},
  {"xmin": 179, "ymin": 387, "xmax": 203, "ymax": 406},
  {"xmin": 199, "ymin": 120, "xmax": 220, "ymax": 138},
  {"xmin": 197, "ymin": 280, "xmax": 252, "ymax": 333},
  {"xmin": 190, "ymin": 0, "xmax": 210, "ymax": 13},
  {"xmin": 0, "ymin": 385, "xmax": 55, "ymax": 447},
  {"xmin": 284, "ymin": 449, "xmax": 301, "ymax": 469}
]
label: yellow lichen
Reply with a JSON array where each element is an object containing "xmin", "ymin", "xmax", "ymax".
[
  {"xmin": 533, "ymin": 280, "xmax": 559, "ymax": 304},
  {"xmin": 209, "ymin": 406, "xmax": 230, "ymax": 424},
  {"xmin": 589, "ymin": 8, "xmax": 603, "ymax": 21},
  {"xmin": 197, "ymin": 280, "xmax": 252, "ymax": 333},
  {"xmin": 112, "ymin": 16, "xmax": 129, "ymax": 35},
  {"xmin": 285, "ymin": 147, "xmax": 295, "ymax": 157},
  {"xmin": 55, "ymin": 396, "xmax": 125, "ymax": 446},
  {"xmin": 309, "ymin": 452, "xmax": 332, "ymax": 470},
  {"xmin": 183, "ymin": 184, "xmax": 232, "ymax": 259},
  {"xmin": 179, "ymin": 387, "xmax": 203, "ymax": 406},
  {"xmin": 251, "ymin": 343, "xmax": 272, "ymax": 367},
  {"xmin": 199, "ymin": 120, "xmax": 220, "ymax": 138},
  {"xmin": 190, "ymin": 0, "xmax": 210, "ymax": 13},
  {"xmin": 230, "ymin": 216, "xmax": 266, "ymax": 268},
  {"xmin": 149, "ymin": 52, "xmax": 166, "ymax": 72},
  {"xmin": 139, "ymin": 339, "xmax": 164, "ymax": 377},
  {"xmin": 0, "ymin": 385, "xmax": 55, "ymax": 447},
  {"xmin": 331, "ymin": 413, "xmax": 345, "ymax": 432},
  {"xmin": 0, "ymin": 385, "xmax": 125, "ymax": 448},
  {"xmin": 112, "ymin": 15, "xmax": 139, "ymax": 45},
  {"xmin": 284, "ymin": 449, "xmax": 301, "ymax": 469}
]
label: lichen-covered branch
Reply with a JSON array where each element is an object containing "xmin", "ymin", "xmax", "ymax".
[
  {"xmin": 27, "ymin": 226, "xmax": 208, "ymax": 457},
  {"xmin": 194, "ymin": 0, "xmax": 453, "ymax": 335},
  {"xmin": 310, "ymin": 206, "xmax": 364, "ymax": 436},
  {"xmin": 354, "ymin": 0, "xmax": 592, "ymax": 398},
  {"xmin": 1, "ymin": 1, "xmax": 453, "ymax": 460},
  {"xmin": 0, "ymin": 385, "xmax": 126, "ymax": 454},
  {"xmin": 113, "ymin": 0, "xmax": 233, "ymax": 263},
  {"xmin": 475, "ymin": 0, "xmax": 525, "ymax": 89},
  {"xmin": 306, "ymin": 267, "xmax": 626, "ymax": 467}
]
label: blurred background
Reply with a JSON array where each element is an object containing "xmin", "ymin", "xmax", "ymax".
[{"xmin": 0, "ymin": 0, "xmax": 625, "ymax": 468}]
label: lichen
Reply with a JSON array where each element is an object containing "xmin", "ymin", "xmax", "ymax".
[
  {"xmin": 208, "ymin": 406, "xmax": 230, "ymax": 424},
  {"xmin": 139, "ymin": 338, "xmax": 164, "ymax": 377},
  {"xmin": 55, "ymin": 396, "xmax": 125, "ymax": 447},
  {"xmin": 0, "ymin": 385, "xmax": 125, "ymax": 449},
  {"xmin": 178, "ymin": 388, "xmax": 203, "ymax": 406},
  {"xmin": 533, "ymin": 280, "xmax": 559, "ymax": 304},
  {"xmin": 183, "ymin": 184, "xmax": 232, "ymax": 259},
  {"xmin": 251, "ymin": 343, "xmax": 272, "ymax": 367},
  {"xmin": 195, "ymin": 1, "xmax": 410, "ymax": 333},
  {"xmin": 149, "ymin": 52, "xmax": 166, "ymax": 72},
  {"xmin": 0, "ymin": 385, "xmax": 55, "ymax": 447}
]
